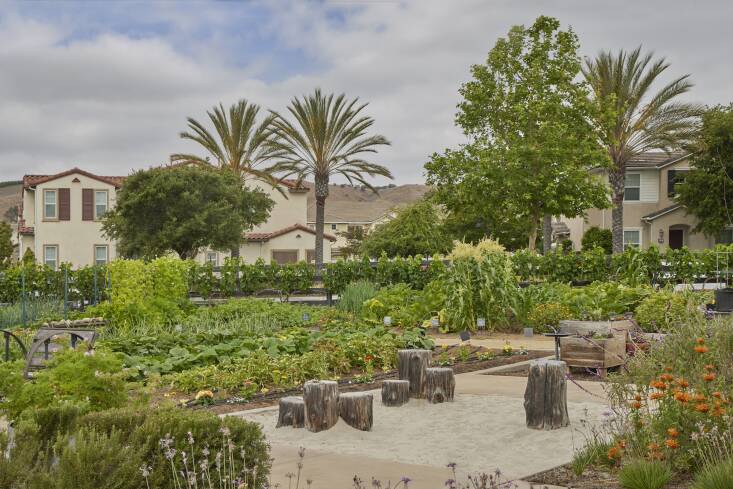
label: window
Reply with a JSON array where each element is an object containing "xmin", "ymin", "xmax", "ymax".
[
  {"xmin": 624, "ymin": 173, "xmax": 641, "ymax": 201},
  {"xmin": 44, "ymin": 245, "xmax": 58, "ymax": 269},
  {"xmin": 331, "ymin": 224, "xmax": 337, "ymax": 230},
  {"xmin": 206, "ymin": 252, "xmax": 218, "ymax": 266},
  {"xmin": 94, "ymin": 245, "xmax": 108, "ymax": 265},
  {"xmin": 95, "ymin": 190, "xmax": 108, "ymax": 218},
  {"xmin": 719, "ymin": 229, "xmax": 733, "ymax": 245},
  {"xmin": 272, "ymin": 250, "xmax": 298, "ymax": 264},
  {"xmin": 43, "ymin": 190, "xmax": 57, "ymax": 219},
  {"xmin": 623, "ymin": 229, "xmax": 641, "ymax": 250},
  {"xmin": 667, "ymin": 170, "xmax": 688, "ymax": 197}
]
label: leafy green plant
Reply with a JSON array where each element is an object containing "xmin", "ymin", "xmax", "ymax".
[
  {"xmin": 274, "ymin": 261, "xmax": 314, "ymax": 301},
  {"xmin": 634, "ymin": 289, "xmax": 707, "ymax": 332},
  {"xmin": 582, "ymin": 226, "xmax": 612, "ymax": 254},
  {"xmin": 693, "ymin": 457, "xmax": 733, "ymax": 489},
  {"xmin": 618, "ymin": 460, "xmax": 672, "ymax": 489},
  {"xmin": 337, "ymin": 280, "xmax": 378, "ymax": 316},
  {"xmin": 526, "ymin": 302, "xmax": 572, "ymax": 332}
]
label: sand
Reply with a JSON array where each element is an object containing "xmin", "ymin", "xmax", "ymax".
[{"xmin": 235, "ymin": 391, "xmax": 607, "ymax": 483}]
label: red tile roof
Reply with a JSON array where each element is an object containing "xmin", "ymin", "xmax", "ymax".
[
  {"xmin": 18, "ymin": 225, "xmax": 34, "ymax": 235},
  {"xmin": 23, "ymin": 167, "xmax": 126, "ymax": 189},
  {"xmin": 245, "ymin": 223, "xmax": 337, "ymax": 242}
]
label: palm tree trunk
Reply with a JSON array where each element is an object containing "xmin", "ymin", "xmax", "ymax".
[
  {"xmin": 315, "ymin": 179, "xmax": 328, "ymax": 271},
  {"xmin": 542, "ymin": 214, "xmax": 553, "ymax": 254},
  {"xmin": 609, "ymin": 168, "xmax": 625, "ymax": 254}
]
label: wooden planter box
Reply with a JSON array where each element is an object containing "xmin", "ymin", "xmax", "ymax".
[{"xmin": 560, "ymin": 333, "xmax": 626, "ymax": 377}]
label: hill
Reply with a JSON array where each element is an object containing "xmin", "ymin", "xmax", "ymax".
[{"xmin": 0, "ymin": 181, "xmax": 22, "ymax": 223}]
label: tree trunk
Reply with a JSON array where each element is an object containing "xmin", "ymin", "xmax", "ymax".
[
  {"xmin": 381, "ymin": 379, "xmax": 410, "ymax": 407},
  {"xmin": 303, "ymin": 380, "xmax": 339, "ymax": 432},
  {"xmin": 397, "ymin": 349, "xmax": 431, "ymax": 398},
  {"xmin": 542, "ymin": 214, "xmax": 553, "ymax": 255},
  {"xmin": 230, "ymin": 248, "xmax": 241, "ymax": 293},
  {"xmin": 524, "ymin": 359, "xmax": 569, "ymax": 430},
  {"xmin": 425, "ymin": 367, "xmax": 455, "ymax": 403},
  {"xmin": 609, "ymin": 168, "xmax": 625, "ymax": 254},
  {"xmin": 338, "ymin": 392, "xmax": 373, "ymax": 431},
  {"xmin": 314, "ymin": 177, "xmax": 329, "ymax": 271},
  {"xmin": 276, "ymin": 396, "xmax": 305, "ymax": 428}
]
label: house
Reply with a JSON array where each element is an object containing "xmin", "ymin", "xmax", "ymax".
[
  {"xmin": 198, "ymin": 179, "xmax": 335, "ymax": 266},
  {"xmin": 565, "ymin": 152, "xmax": 719, "ymax": 251},
  {"xmin": 17, "ymin": 168, "xmax": 124, "ymax": 268}
]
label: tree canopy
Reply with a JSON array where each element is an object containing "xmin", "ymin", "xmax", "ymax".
[
  {"xmin": 360, "ymin": 199, "xmax": 451, "ymax": 258},
  {"xmin": 426, "ymin": 16, "xmax": 608, "ymax": 251},
  {"xmin": 0, "ymin": 221, "xmax": 13, "ymax": 267},
  {"xmin": 102, "ymin": 166, "xmax": 273, "ymax": 259},
  {"xmin": 676, "ymin": 105, "xmax": 733, "ymax": 238}
]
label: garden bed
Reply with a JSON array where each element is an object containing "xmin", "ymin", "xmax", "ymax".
[
  {"xmin": 525, "ymin": 463, "xmax": 693, "ymax": 488},
  {"xmin": 202, "ymin": 347, "xmax": 549, "ymax": 415}
]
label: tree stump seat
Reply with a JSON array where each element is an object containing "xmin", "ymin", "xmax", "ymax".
[
  {"xmin": 524, "ymin": 359, "xmax": 570, "ymax": 430},
  {"xmin": 397, "ymin": 349, "xmax": 431, "ymax": 398},
  {"xmin": 276, "ymin": 396, "xmax": 305, "ymax": 428},
  {"xmin": 381, "ymin": 379, "xmax": 410, "ymax": 407},
  {"xmin": 303, "ymin": 380, "xmax": 339, "ymax": 432},
  {"xmin": 339, "ymin": 392, "xmax": 373, "ymax": 431},
  {"xmin": 425, "ymin": 367, "xmax": 455, "ymax": 403}
]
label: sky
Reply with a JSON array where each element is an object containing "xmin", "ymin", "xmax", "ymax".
[{"xmin": 0, "ymin": 0, "xmax": 731, "ymax": 184}]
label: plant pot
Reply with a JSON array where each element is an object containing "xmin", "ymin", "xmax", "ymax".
[
  {"xmin": 715, "ymin": 288, "xmax": 733, "ymax": 312},
  {"xmin": 523, "ymin": 327, "xmax": 534, "ymax": 337}
]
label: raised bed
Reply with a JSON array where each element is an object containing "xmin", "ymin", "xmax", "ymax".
[{"xmin": 560, "ymin": 333, "xmax": 626, "ymax": 378}]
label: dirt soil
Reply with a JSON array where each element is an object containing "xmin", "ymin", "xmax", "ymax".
[
  {"xmin": 202, "ymin": 348, "xmax": 549, "ymax": 415},
  {"xmin": 526, "ymin": 464, "xmax": 693, "ymax": 489}
]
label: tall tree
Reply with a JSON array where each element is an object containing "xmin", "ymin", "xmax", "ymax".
[
  {"xmin": 427, "ymin": 16, "xmax": 608, "ymax": 251},
  {"xmin": 583, "ymin": 47, "xmax": 702, "ymax": 253},
  {"xmin": 266, "ymin": 89, "xmax": 392, "ymax": 269},
  {"xmin": 676, "ymin": 104, "xmax": 733, "ymax": 238},
  {"xmin": 0, "ymin": 221, "xmax": 13, "ymax": 268},
  {"xmin": 102, "ymin": 166, "xmax": 273, "ymax": 260}
]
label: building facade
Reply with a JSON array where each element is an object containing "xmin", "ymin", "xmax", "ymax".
[{"xmin": 565, "ymin": 152, "xmax": 718, "ymax": 251}]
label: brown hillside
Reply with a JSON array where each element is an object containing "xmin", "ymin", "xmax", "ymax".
[{"xmin": 0, "ymin": 182, "xmax": 22, "ymax": 223}]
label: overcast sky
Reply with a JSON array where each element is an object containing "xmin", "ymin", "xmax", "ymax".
[{"xmin": 0, "ymin": 0, "xmax": 730, "ymax": 184}]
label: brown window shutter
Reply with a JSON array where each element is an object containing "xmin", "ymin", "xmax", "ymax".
[
  {"xmin": 82, "ymin": 188, "xmax": 94, "ymax": 220},
  {"xmin": 58, "ymin": 188, "xmax": 70, "ymax": 220}
]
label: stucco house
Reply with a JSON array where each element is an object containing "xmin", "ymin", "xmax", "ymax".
[
  {"xmin": 565, "ymin": 152, "xmax": 722, "ymax": 251},
  {"xmin": 17, "ymin": 168, "xmax": 333, "ymax": 268},
  {"xmin": 17, "ymin": 168, "xmax": 124, "ymax": 268}
]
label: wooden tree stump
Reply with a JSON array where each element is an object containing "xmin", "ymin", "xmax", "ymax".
[
  {"xmin": 381, "ymin": 379, "xmax": 410, "ymax": 407},
  {"xmin": 303, "ymin": 380, "xmax": 339, "ymax": 432},
  {"xmin": 276, "ymin": 396, "xmax": 305, "ymax": 428},
  {"xmin": 339, "ymin": 392, "xmax": 373, "ymax": 431},
  {"xmin": 524, "ymin": 359, "xmax": 570, "ymax": 430},
  {"xmin": 397, "ymin": 349, "xmax": 431, "ymax": 398},
  {"xmin": 425, "ymin": 367, "xmax": 455, "ymax": 403}
]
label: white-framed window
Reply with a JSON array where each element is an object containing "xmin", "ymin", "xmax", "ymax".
[
  {"xmin": 206, "ymin": 251, "xmax": 218, "ymax": 266},
  {"xmin": 94, "ymin": 245, "xmax": 108, "ymax": 265},
  {"xmin": 623, "ymin": 229, "xmax": 641, "ymax": 250},
  {"xmin": 331, "ymin": 223, "xmax": 337, "ymax": 230},
  {"xmin": 43, "ymin": 189, "xmax": 58, "ymax": 219},
  {"xmin": 95, "ymin": 190, "xmax": 108, "ymax": 219},
  {"xmin": 624, "ymin": 173, "xmax": 641, "ymax": 201},
  {"xmin": 43, "ymin": 245, "xmax": 58, "ymax": 269}
]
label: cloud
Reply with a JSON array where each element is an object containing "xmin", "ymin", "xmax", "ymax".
[{"xmin": 0, "ymin": 1, "xmax": 730, "ymax": 183}]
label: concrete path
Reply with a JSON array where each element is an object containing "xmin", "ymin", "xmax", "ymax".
[
  {"xmin": 431, "ymin": 333, "xmax": 556, "ymax": 352},
  {"xmin": 230, "ymin": 361, "xmax": 608, "ymax": 489}
]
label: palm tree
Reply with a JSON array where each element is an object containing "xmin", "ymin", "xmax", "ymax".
[
  {"xmin": 171, "ymin": 100, "xmax": 280, "ymax": 258},
  {"xmin": 583, "ymin": 47, "xmax": 701, "ymax": 253},
  {"xmin": 266, "ymin": 89, "xmax": 392, "ymax": 269}
]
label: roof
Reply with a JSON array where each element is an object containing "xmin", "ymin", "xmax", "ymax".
[
  {"xmin": 641, "ymin": 204, "xmax": 684, "ymax": 222},
  {"xmin": 23, "ymin": 168, "xmax": 126, "ymax": 189},
  {"xmin": 626, "ymin": 152, "xmax": 691, "ymax": 170},
  {"xmin": 18, "ymin": 225, "xmax": 34, "ymax": 235},
  {"xmin": 245, "ymin": 223, "xmax": 337, "ymax": 243},
  {"xmin": 551, "ymin": 221, "xmax": 571, "ymax": 236}
]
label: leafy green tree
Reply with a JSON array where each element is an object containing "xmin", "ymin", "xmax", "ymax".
[
  {"xmin": 102, "ymin": 166, "xmax": 273, "ymax": 259},
  {"xmin": 582, "ymin": 226, "xmax": 613, "ymax": 254},
  {"xmin": 0, "ymin": 221, "xmax": 13, "ymax": 267},
  {"xmin": 337, "ymin": 225, "xmax": 367, "ymax": 259},
  {"xmin": 3, "ymin": 205, "xmax": 18, "ymax": 223},
  {"xmin": 676, "ymin": 105, "xmax": 733, "ymax": 238},
  {"xmin": 583, "ymin": 47, "xmax": 702, "ymax": 253},
  {"xmin": 360, "ymin": 200, "xmax": 451, "ymax": 258},
  {"xmin": 427, "ymin": 16, "xmax": 608, "ymax": 251},
  {"xmin": 266, "ymin": 89, "xmax": 392, "ymax": 269}
]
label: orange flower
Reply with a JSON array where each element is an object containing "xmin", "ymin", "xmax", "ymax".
[
  {"xmin": 675, "ymin": 378, "xmax": 690, "ymax": 388},
  {"xmin": 695, "ymin": 403, "xmax": 710, "ymax": 413},
  {"xmin": 704, "ymin": 364, "xmax": 716, "ymax": 371},
  {"xmin": 648, "ymin": 442, "xmax": 660, "ymax": 451},
  {"xmin": 674, "ymin": 391, "xmax": 692, "ymax": 403},
  {"xmin": 696, "ymin": 337, "xmax": 706, "ymax": 345},
  {"xmin": 617, "ymin": 440, "xmax": 627, "ymax": 449},
  {"xmin": 664, "ymin": 366, "xmax": 673, "ymax": 372},
  {"xmin": 650, "ymin": 381, "xmax": 667, "ymax": 390},
  {"xmin": 665, "ymin": 439, "xmax": 679, "ymax": 449},
  {"xmin": 694, "ymin": 393, "xmax": 707, "ymax": 402},
  {"xmin": 694, "ymin": 345, "xmax": 709, "ymax": 353},
  {"xmin": 667, "ymin": 428, "xmax": 679, "ymax": 438},
  {"xmin": 712, "ymin": 406, "xmax": 726, "ymax": 417},
  {"xmin": 703, "ymin": 373, "xmax": 716, "ymax": 382},
  {"xmin": 660, "ymin": 373, "xmax": 674, "ymax": 382},
  {"xmin": 630, "ymin": 401, "xmax": 642, "ymax": 410},
  {"xmin": 607, "ymin": 446, "xmax": 620, "ymax": 459},
  {"xmin": 650, "ymin": 392, "xmax": 665, "ymax": 400},
  {"xmin": 712, "ymin": 391, "xmax": 722, "ymax": 399},
  {"xmin": 634, "ymin": 394, "xmax": 642, "ymax": 402}
]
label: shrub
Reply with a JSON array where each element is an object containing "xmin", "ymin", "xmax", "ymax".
[
  {"xmin": 449, "ymin": 238, "xmax": 505, "ymax": 261},
  {"xmin": 526, "ymin": 302, "xmax": 572, "ymax": 332},
  {"xmin": 274, "ymin": 261, "xmax": 315, "ymax": 301},
  {"xmin": 634, "ymin": 289, "xmax": 706, "ymax": 332},
  {"xmin": 618, "ymin": 459, "xmax": 672, "ymax": 489},
  {"xmin": 693, "ymin": 457, "xmax": 733, "ymax": 489},
  {"xmin": 582, "ymin": 226, "xmax": 612, "ymax": 254},
  {"xmin": 337, "ymin": 280, "xmax": 378, "ymax": 316}
]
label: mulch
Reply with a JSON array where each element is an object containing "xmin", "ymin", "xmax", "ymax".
[
  {"xmin": 202, "ymin": 347, "xmax": 549, "ymax": 415},
  {"xmin": 525, "ymin": 463, "xmax": 693, "ymax": 489}
]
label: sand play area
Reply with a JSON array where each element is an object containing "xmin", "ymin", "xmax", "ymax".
[{"xmin": 236, "ymin": 389, "xmax": 608, "ymax": 486}]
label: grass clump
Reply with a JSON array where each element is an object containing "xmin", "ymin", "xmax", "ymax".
[
  {"xmin": 693, "ymin": 457, "xmax": 733, "ymax": 489},
  {"xmin": 337, "ymin": 280, "xmax": 378, "ymax": 315},
  {"xmin": 618, "ymin": 459, "xmax": 672, "ymax": 489}
]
